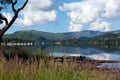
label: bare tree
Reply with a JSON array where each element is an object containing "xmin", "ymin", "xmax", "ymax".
[{"xmin": 0, "ymin": 0, "xmax": 28, "ymax": 47}]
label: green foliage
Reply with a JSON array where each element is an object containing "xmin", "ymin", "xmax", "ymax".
[
  {"xmin": 3, "ymin": 47, "xmax": 49, "ymax": 61},
  {"xmin": 3, "ymin": 47, "xmax": 30, "ymax": 60},
  {"xmin": 32, "ymin": 49, "xmax": 48, "ymax": 60}
]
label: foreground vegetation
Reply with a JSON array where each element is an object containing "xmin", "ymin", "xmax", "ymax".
[{"xmin": 0, "ymin": 49, "xmax": 120, "ymax": 80}]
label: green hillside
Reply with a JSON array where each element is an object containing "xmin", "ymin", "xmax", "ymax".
[
  {"xmin": 3, "ymin": 30, "xmax": 120, "ymax": 44},
  {"xmin": 3, "ymin": 30, "xmax": 74, "ymax": 42}
]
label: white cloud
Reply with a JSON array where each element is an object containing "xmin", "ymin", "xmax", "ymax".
[
  {"xmin": 29, "ymin": 0, "xmax": 52, "ymax": 10},
  {"xmin": 16, "ymin": 0, "xmax": 59, "ymax": 27},
  {"xmin": 69, "ymin": 22, "xmax": 83, "ymax": 32},
  {"xmin": 61, "ymin": 0, "xmax": 120, "ymax": 32},
  {"xmin": 89, "ymin": 20, "xmax": 111, "ymax": 32},
  {"xmin": 101, "ymin": 0, "xmax": 120, "ymax": 18},
  {"xmin": 16, "ymin": 10, "xmax": 56, "ymax": 27}
]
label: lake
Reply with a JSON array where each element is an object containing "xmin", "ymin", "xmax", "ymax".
[
  {"xmin": 30, "ymin": 45, "xmax": 120, "ymax": 68},
  {"xmin": 28, "ymin": 45, "xmax": 120, "ymax": 60},
  {"xmin": 3, "ymin": 45, "xmax": 120, "ymax": 68}
]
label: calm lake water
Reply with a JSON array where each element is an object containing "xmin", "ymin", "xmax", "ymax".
[
  {"xmin": 5, "ymin": 45, "xmax": 120, "ymax": 68},
  {"xmin": 31, "ymin": 45, "xmax": 120, "ymax": 60},
  {"xmin": 29, "ymin": 45, "xmax": 120, "ymax": 68},
  {"xmin": 24, "ymin": 45, "xmax": 120, "ymax": 60}
]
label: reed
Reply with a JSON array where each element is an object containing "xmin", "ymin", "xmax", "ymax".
[
  {"xmin": 0, "ymin": 56, "xmax": 120, "ymax": 80},
  {"xmin": 0, "ymin": 48, "xmax": 120, "ymax": 80}
]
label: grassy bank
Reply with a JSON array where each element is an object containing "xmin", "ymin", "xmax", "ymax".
[
  {"xmin": 0, "ymin": 53, "xmax": 120, "ymax": 80},
  {"xmin": 0, "ymin": 47, "xmax": 120, "ymax": 80}
]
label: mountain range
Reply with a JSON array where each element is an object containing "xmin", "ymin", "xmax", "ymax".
[{"xmin": 3, "ymin": 30, "xmax": 120, "ymax": 42}]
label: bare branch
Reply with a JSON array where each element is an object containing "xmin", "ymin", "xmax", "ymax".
[
  {"xmin": 0, "ymin": 14, "xmax": 8, "ymax": 25},
  {"xmin": 17, "ymin": 0, "xmax": 28, "ymax": 12},
  {"xmin": 11, "ymin": 0, "xmax": 17, "ymax": 12},
  {"xmin": 2, "ymin": 17, "xmax": 8, "ymax": 25},
  {"xmin": 0, "ymin": 0, "xmax": 28, "ymax": 35},
  {"xmin": 1, "ymin": 13, "xmax": 18, "ymax": 36},
  {"xmin": 0, "ymin": 0, "xmax": 29, "ymax": 45}
]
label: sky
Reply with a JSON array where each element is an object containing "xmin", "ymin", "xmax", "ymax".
[{"xmin": 0, "ymin": 0, "xmax": 120, "ymax": 34}]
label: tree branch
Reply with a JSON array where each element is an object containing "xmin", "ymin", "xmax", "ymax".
[
  {"xmin": 2, "ymin": 17, "xmax": 8, "ymax": 25},
  {"xmin": 11, "ymin": 0, "xmax": 17, "ymax": 12},
  {"xmin": 0, "ymin": 14, "xmax": 8, "ymax": 25},
  {"xmin": 0, "ymin": 0, "xmax": 29, "ymax": 36},
  {"xmin": 1, "ymin": 13, "xmax": 18, "ymax": 36},
  {"xmin": 17, "ymin": 0, "xmax": 28, "ymax": 12}
]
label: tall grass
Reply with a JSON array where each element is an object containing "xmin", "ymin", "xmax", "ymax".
[
  {"xmin": 3, "ymin": 47, "xmax": 48, "ymax": 60},
  {"xmin": 0, "ymin": 48, "xmax": 120, "ymax": 80}
]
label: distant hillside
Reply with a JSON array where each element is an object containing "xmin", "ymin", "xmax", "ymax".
[
  {"xmin": 65, "ymin": 30, "xmax": 104, "ymax": 39},
  {"xmin": 94, "ymin": 32, "xmax": 120, "ymax": 39},
  {"xmin": 112, "ymin": 30, "xmax": 120, "ymax": 34},
  {"xmin": 3, "ymin": 30, "xmax": 120, "ymax": 43},
  {"xmin": 3, "ymin": 30, "xmax": 74, "ymax": 42}
]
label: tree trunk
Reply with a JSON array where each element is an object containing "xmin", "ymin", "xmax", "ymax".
[{"xmin": 0, "ymin": 33, "xmax": 4, "ymax": 53}]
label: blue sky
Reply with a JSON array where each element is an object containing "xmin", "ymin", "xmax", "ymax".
[{"xmin": 0, "ymin": 0, "xmax": 120, "ymax": 34}]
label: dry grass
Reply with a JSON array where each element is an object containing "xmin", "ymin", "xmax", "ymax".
[{"xmin": 0, "ymin": 49, "xmax": 120, "ymax": 80}]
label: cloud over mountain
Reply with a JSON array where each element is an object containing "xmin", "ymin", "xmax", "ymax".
[
  {"xmin": 89, "ymin": 20, "xmax": 111, "ymax": 32},
  {"xmin": 16, "ymin": 0, "xmax": 59, "ymax": 27},
  {"xmin": 60, "ymin": 0, "xmax": 120, "ymax": 32}
]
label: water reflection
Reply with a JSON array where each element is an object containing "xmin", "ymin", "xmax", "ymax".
[
  {"xmin": 87, "ymin": 53, "xmax": 120, "ymax": 61},
  {"xmin": 44, "ymin": 45, "xmax": 120, "ymax": 68},
  {"xmin": 9, "ymin": 45, "xmax": 120, "ymax": 68},
  {"xmin": 17, "ymin": 45, "xmax": 120, "ymax": 61},
  {"xmin": 44, "ymin": 46, "xmax": 120, "ymax": 61},
  {"xmin": 46, "ymin": 46, "xmax": 104, "ymax": 55},
  {"xmin": 97, "ymin": 63, "xmax": 120, "ymax": 69}
]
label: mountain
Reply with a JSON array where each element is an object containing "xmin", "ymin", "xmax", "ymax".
[
  {"xmin": 94, "ymin": 32, "xmax": 120, "ymax": 39},
  {"xmin": 64, "ymin": 30, "xmax": 104, "ymax": 39},
  {"xmin": 94, "ymin": 32, "xmax": 118, "ymax": 39},
  {"xmin": 3, "ymin": 30, "xmax": 120, "ymax": 42},
  {"xmin": 3, "ymin": 30, "xmax": 74, "ymax": 42},
  {"xmin": 112, "ymin": 30, "xmax": 120, "ymax": 34}
]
